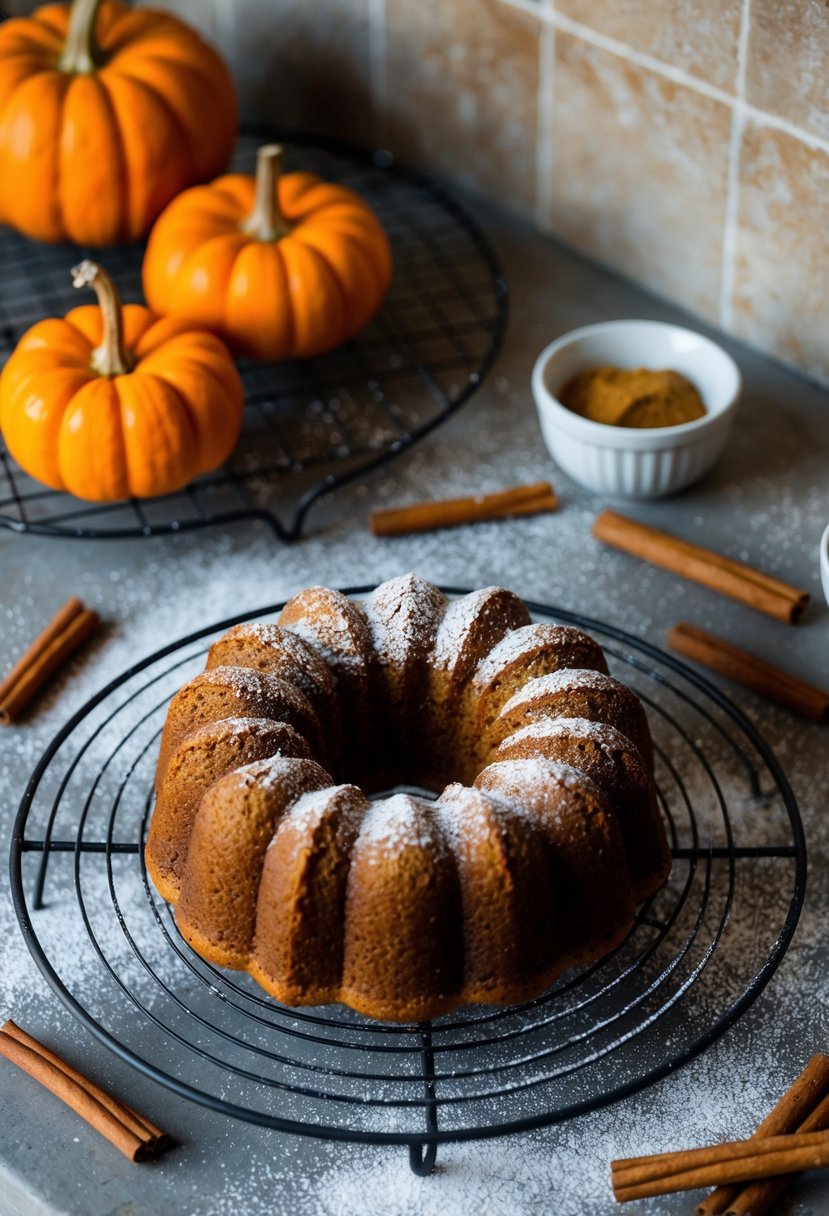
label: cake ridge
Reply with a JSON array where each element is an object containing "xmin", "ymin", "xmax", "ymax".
[
  {"xmin": 471, "ymin": 622, "xmax": 609, "ymax": 687},
  {"xmin": 355, "ymin": 792, "xmax": 448, "ymax": 856},
  {"xmin": 492, "ymin": 668, "xmax": 654, "ymax": 771},
  {"xmin": 497, "ymin": 714, "xmax": 641, "ymax": 750}
]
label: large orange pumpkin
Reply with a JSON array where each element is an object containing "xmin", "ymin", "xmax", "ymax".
[
  {"xmin": 0, "ymin": 260, "xmax": 244, "ymax": 501},
  {"xmin": 0, "ymin": 0, "xmax": 237, "ymax": 245},
  {"xmin": 142, "ymin": 144, "xmax": 393, "ymax": 361}
]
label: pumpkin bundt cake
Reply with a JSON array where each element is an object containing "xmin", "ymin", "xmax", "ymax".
[{"xmin": 145, "ymin": 575, "xmax": 671, "ymax": 1021}]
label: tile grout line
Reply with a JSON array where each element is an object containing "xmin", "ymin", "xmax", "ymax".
[
  {"xmin": 544, "ymin": 5, "xmax": 737, "ymax": 107},
  {"xmin": 367, "ymin": 0, "xmax": 388, "ymax": 148},
  {"xmin": 534, "ymin": 1, "xmax": 556, "ymax": 232},
  {"xmin": 719, "ymin": 0, "xmax": 751, "ymax": 331},
  {"xmin": 497, "ymin": 0, "xmax": 829, "ymax": 159}
]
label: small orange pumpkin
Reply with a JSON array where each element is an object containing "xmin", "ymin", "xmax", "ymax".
[
  {"xmin": 0, "ymin": 261, "xmax": 244, "ymax": 502},
  {"xmin": 142, "ymin": 143, "xmax": 393, "ymax": 361},
  {"xmin": 0, "ymin": 0, "xmax": 237, "ymax": 245}
]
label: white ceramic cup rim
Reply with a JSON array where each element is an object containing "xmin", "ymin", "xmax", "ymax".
[{"xmin": 820, "ymin": 521, "xmax": 829, "ymax": 607}]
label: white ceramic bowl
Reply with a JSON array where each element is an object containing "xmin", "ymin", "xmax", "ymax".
[
  {"xmin": 532, "ymin": 320, "xmax": 742, "ymax": 499},
  {"xmin": 820, "ymin": 523, "xmax": 829, "ymax": 608}
]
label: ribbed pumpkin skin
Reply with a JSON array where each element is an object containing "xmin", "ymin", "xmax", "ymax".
[
  {"xmin": 0, "ymin": 306, "xmax": 244, "ymax": 501},
  {"xmin": 0, "ymin": 1, "xmax": 237, "ymax": 245},
  {"xmin": 142, "ymin": 172, "xmax": 393, "ymax": 361}
]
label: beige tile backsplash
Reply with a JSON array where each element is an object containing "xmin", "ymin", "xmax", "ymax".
[
  {"xmin": 733, "ymin": 122, "xmax": 829, "ymax": 383},
  {"xmin": 555, "ymin": 0, "xmax": 745, "ymax": 92},
  {"xmin": 548, "ymin": 34, "xmax": 731, "ymax": 320},
  {"xmin": 6, "ymin": 0, "xmax": 828, "ymax": 384},
  {"xmin": 383, "ymin": 0, "xmax": 540, "ymax": 213},
  {"xmin": 747, "ymin": 0, "xmax": 829, "ymax": 143}
]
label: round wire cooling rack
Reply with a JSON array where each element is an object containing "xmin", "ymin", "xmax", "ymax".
[
  {"xmin": 0, "ymin": 128, "xmax": 507, "ymax": 542},
  {"xmin": 10, "ymin": 589, "xmax": 806, "ymax": 1176}
]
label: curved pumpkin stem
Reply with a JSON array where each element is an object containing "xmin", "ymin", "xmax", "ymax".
[
  {"xmin": 59, "ymin": 0, "xmax": 104, "ymax": 74},
  {"xmin": 71, "ymin": 261, "xmax": 134, "ymax": 377},
  {"xmin": 240, "ymin": 144, "xmax": 292, "ymax": 241}
]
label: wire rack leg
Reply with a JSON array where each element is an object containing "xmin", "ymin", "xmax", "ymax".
[
  {"xmin": 33, "ymin": 850, "xmax": 51, "ymax": 911},
  {"xmin": 408, "ymin": 1024, "xmax": 438, "ymax": 1176}
]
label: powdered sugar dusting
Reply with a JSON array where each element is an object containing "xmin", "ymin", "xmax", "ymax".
[
  {"xmin": 496, "ymin": 716, "xmax": 633, "ymax": 754},
  {"xmin": 362, "ymin": 573, "xmax": 446, "ymax": 668},
  {"xmin": 192, "ymin": 714, "xmax": 292, "ymax": 739},
  {"xmin": 498, "ymin": 668, "xmax": 625, "ymax": 718},
  {"xmin": 431, "ymin": 586, "xmax": 528, "ymax": 673},
  {"xmin": 281, "ymin": 784, "xmax": 368, "ymax": 838},
  {"xmin": 355, "ymin": 793, "xmax": 447, "ymax": 857},
  {"xmin": 281, "ymin": 586, "xmax": 373, "ymax": 674},
  {"xmin": 433, "ymin": 783, "xmax": 524, "ymax": 851},
  {"xmin": 472, "ymin": 624, "xmax": 604, "ymax": 691},
  {"xmin": 212, "ymin": 624, "xmax": 336, "ymax": 702},
  {"xmin": 477, "ymin": 756, "xmax": 597, "ymax": 800},
  {"xmin": 178, "ymin": 667, "xmax": 317, "ymax": 733},
  {"xmin": 224, "ymin": 622, "xmax": 286, "ymax": 647},
  {"xmin": 233, "ymin": 755, "xmax": 332, "ymax": 796},
  {"xmin": 196, "ymin": 665, "xmax": 275, "ymax": 697}
]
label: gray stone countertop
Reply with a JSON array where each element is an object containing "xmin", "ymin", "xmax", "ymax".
[{"xmin": 0, "ymin": 200, "xmax": 827, "ymax": 1216}]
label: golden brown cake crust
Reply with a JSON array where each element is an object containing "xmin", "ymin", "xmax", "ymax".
[
  {"xmin": 279, "ymin": 587, "xmax": 380, "ymax": 782},
  {"xmin": 359, "ymin": 575, "xmax": 447, "ymax": 784},
  {"xmin": 155, "ymin": 666, "xmax": 322, "ymax": 788},
  {"xmin": 251, "ymin": 783, "xmax": 367, "ymax": 1006},
  {"xmin": 490, "ymin": 718, "xmax": 671, "ymax": 903},
  {"xmin": 176, "ymin": 757, "xmax": 332, "ymax": 969},
  {"xmin": 145, "ymin": 717, "xmax": 312, "ymax": 903},
  {"xmin": 491, "ymin": 669, "xmax": 655, "ymax": 772},
  {"xmin": 145, "ymin": 577, "xmax": 671, "ymax": 1022},
  {"xmin": 206, "ymin": 624, "xmax": 341, "ymax": 744},
  {"xmin": 468, "ymin": 624, "xmax": 610, "ymax": 775},
  {"xmin": 427, "ymin": 587, "xmax": 531, "ymax": 787},
  {"xmin": 436, "ymin": 784, "xmax": 560, "ymax": 1003},
  {"xmin": 474, "ymin": 758, "xmax": 635, "ymax": 965}
]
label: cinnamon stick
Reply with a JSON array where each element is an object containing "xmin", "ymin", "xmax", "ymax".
[
  {"xmin": 725, "ymin": 1090, "xmax": 829, "ymax": 1215},
  {"xmin": 2, "ymin": 1021, "xmax": 167, "ymax": 1151},
  {"xmin": 0, "ymin": 597, "xmax": 100, "ymax": 725},
  {"xmin": 696, "ymin": 1053, "xmax": 829, "ymax": 1215},
  {"xmin": 0, "ymin": 1023, "xmax": 166, "ymax": 1161},
  {"xmin": 593, "ymin": 510, "xmax": 809, "ymax": 624},
  {"xmin": 611, "ymin": 1129, "xmax": 829, "ymax": 1202},
  {"xmin": 370, "ymin": 481, "xmax": 558, "ymax": 537},
  {"xmin": 668, "ymin": 622, "xmax": 829, "ymax": 722}
]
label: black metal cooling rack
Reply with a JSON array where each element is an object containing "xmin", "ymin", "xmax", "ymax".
[
  {"xmin": 0, "ymin": 128, "xmax": 507, "ymax": 541},
  {"xmin": 10, "ymin": 591, "xmax": 806, "ymax": 1176}
]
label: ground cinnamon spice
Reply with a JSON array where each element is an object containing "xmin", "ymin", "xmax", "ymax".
[{"xmin": 560, "ymin": 366, "xmax": 706, "ymax": 428}]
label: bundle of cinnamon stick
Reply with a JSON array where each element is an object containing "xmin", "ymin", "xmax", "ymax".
[
  {"xmin": 612, "ymin": 1053, "xmax": 829, "ymax": 1211},
  {"xmin": 0, "ymin": 597, "xmax": 100, "ymax": 725},
  {"xmin": 0, "ymin": 1020, "xmax": 168, "ymax": 1161}
]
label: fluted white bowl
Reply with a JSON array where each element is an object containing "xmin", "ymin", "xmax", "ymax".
[
  {"xmin": 532, "ymin": 320, "xmax": 741, "ymax": 499},
  {"xmin": 820, "ymin": 523, "xmax": 829, "ymax": 608}
]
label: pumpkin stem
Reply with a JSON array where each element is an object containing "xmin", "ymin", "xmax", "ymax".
[
  {"xmin": 59, "ymin": 0, "xmax": 104, "ymax": 74},
  {"xmin": 71, "ymin": 261, "xmax": 134, "ymax": 377},
  {"xmin": 240, "ymin": 144, "xmax": 292, "ymax": 241}
]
